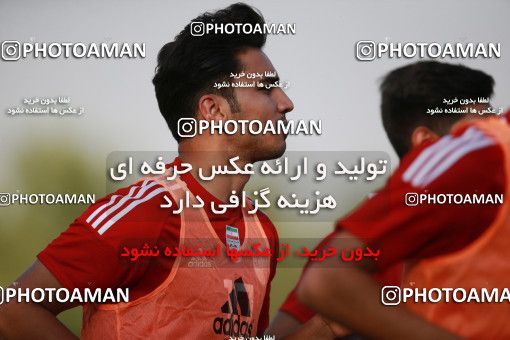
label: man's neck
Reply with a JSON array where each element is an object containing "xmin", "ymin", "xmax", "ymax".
[{"xmin": 178, "ymin": 141, "xmax": 251, "ymax": 202}]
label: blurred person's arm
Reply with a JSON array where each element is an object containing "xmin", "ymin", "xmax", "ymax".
[
  {"xmin": 0, "ymin": 260, "xmax": 78, "ymax": 339},
  {"xmin": 266, "ymin": 311, "xmax": 302, "ymax": 339},
  {"xmin": 267, "ymin": 232, "xmax": 351, "ymax": 339},
  {"xmin": 280, "ymin": 313, "xmax": 349, "ymax": 340},
  {"xmin": 298, "ymin": 231, "xmax": 458, "ymax": 340},
  {"xmin": 266, "ymin": 311, "xmax": 345, "ymax": 340}
]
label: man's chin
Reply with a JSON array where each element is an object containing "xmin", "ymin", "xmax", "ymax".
[
  {"xmin": 257, "ymin": 141, "xmax": 286, "ymax": 162},
  {"xmin": 276, "ymin": 140, "xmax": 287, "ymax": 157}
]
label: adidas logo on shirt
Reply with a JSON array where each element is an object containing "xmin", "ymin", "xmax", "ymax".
[{"xmin": 212, "ymin": 277, "xmax": 254, "ymax": 337}]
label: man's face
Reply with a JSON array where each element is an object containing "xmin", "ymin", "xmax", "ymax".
[{"xmin": 228, "ymin": 48, "xmax": 294, "ymax": 162}]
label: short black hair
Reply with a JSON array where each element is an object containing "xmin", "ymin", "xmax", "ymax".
[
  {"xmin": 153, "ymin": 3, "xmax": 267, "ymax": 142},
  {"xmin": 380, "ymin": 61, "xmax": 495, "ymax": 157}
]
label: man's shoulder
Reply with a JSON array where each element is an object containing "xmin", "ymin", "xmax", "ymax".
[
  {"xmin": 252, "ymin": 208, "xmax": 278, "ymax": 242},
  {"xmin": 395, "ymin": 124, "xmax": 503, "ymax": 189},
  {"xmin": 78, "ymin": 178, "xmax": 172, "ymax": 237}
]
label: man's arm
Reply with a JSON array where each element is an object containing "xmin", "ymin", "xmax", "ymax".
[
  {"xmin": 266, "ymin": 311, "xmax": 303, "ymax": 339},
  {"xmin": 297, "ymin": 231, "xmax": 458, "ymax": 340},
  {"xmin": 267, "ymin": 232, "xmax": 351, "ymax": 339},
  {"xmin": 0, "ymin": 260, "xmax": 78, "ymax": 339},
  {"xmin": 270, "ymin": 312, "xmax": 348, "ymax": 340}
]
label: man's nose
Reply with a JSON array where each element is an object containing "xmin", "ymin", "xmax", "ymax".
[{"xmin": 275, "ymin": 88, "xmax": 294, "ymax": 114}]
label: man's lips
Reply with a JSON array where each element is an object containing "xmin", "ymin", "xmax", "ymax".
[{"xmin": 278, "ymin": 117, "xmax": 289, "ymax": 138}]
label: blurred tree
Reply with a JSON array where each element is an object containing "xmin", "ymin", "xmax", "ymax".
[{"xmin": 0, "ymin": 137, "xmax": 104, "ymax": 335}]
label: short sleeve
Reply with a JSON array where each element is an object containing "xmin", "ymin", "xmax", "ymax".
[{"xmin": 38, "ymin": 179, "xmax": 171, "ymax": 292}]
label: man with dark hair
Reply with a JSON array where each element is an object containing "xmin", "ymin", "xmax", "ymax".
[
  {"xmin": 380, "ymin": 61, "xmax": 495, "ymax": 157},
  {"xmin": 268, "ymin": 61, "xmax": 509, "ymax": 339},
  {"xmin": 153, "ymin": 2, "xmax": 267, "ymax": 143},
  {"xmin": 0, "ymin": 3, "xmax": 293, "ymax": 339}
]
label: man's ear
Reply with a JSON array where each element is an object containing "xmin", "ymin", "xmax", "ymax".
[
  {"xmin": 197, "ymin": 94, "xmax": 230, "ymax": 122},
  {"xmin": 411, "ymin": 126, "xmax": 439, "ymax": 148}
]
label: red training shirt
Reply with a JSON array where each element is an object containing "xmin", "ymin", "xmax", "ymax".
[{"xmin": 38, "ymin": 157, "xmax": 279, "ymax": 333}]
